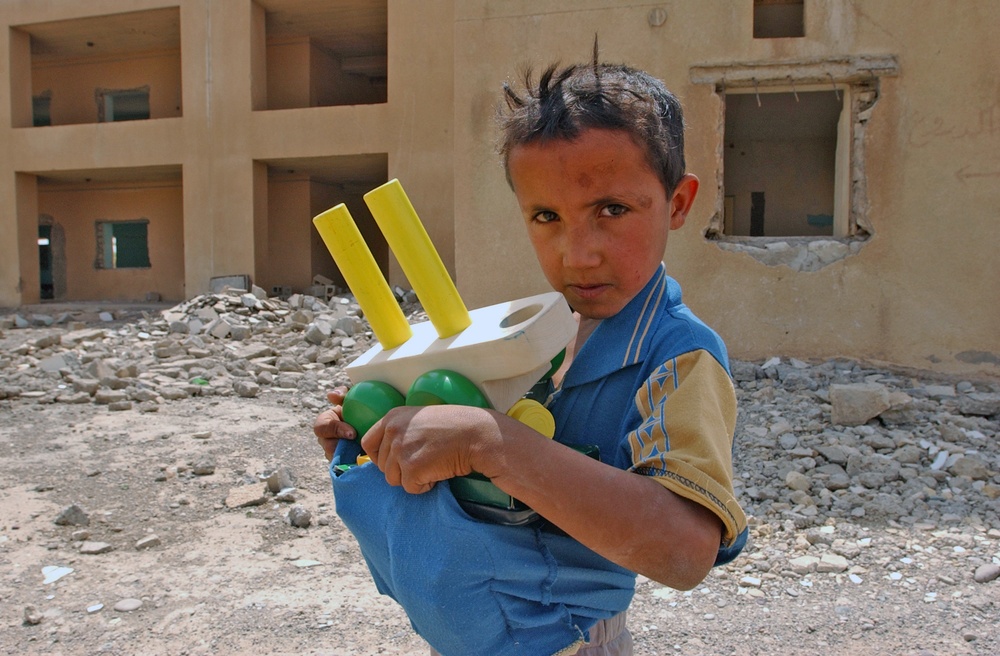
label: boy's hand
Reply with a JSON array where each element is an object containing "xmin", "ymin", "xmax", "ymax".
[
  {"xmin": 362, "ymin": 405, "xmax": 503, "ymax": 494},
  {"xmin": 313, "ymin": 387, "xmax": 358, "ymax": 461}
]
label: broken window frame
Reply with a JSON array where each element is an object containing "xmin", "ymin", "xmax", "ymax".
[
  {"xmin": 691, "ymin": 56, "xmax": 899, "ymax": 249},
  {"xmin": 720, "ymin": 82, "xmax": 850, "ymax": 238}
]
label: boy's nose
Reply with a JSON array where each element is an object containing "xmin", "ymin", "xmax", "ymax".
[{"xmin": 561, "ymin": 225, "xmax": 602, "ymax": 269}]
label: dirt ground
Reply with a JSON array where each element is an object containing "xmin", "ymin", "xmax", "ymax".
[{"xmin": 1, "ymin": 317, "xmax": 998, "ymax": 655}]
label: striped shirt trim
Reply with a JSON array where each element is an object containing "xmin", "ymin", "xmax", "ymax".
[{"xmin": 622, "ymin": 265, "xmax": 667, "ymax": 367}]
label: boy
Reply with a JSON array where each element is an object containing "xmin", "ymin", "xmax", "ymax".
[{"xmin": 314, "ymin": 60, "xmax": 747, "ymax": 656}]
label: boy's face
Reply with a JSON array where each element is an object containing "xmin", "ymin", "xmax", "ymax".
[{"xmin": 508, "ymin": 128, "xmax": 696, "ymax": 320}]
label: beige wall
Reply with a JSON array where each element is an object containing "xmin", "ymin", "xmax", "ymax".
[
  {"xmin": 453, "ymin": 0, "xmax": 1000, "ymax": 378},
  {"xmin": 2, "ymin": 1, "xmax": 997, "ymax": 378},
  {"xmin": 38, "ymin": 182, "xmax": 185, "ymax": 301},
  {"xmin": 32, "ymin": 50, "xmax": 182, "ymax": 125}
]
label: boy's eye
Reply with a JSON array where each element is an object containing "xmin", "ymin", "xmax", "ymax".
[
  {"xmin": 600, "ymin": 204, "xmax": 628, "ymax": 218},
  {"xmin": 532, "ymin": 210, "xmax": 559, "ymax": 224}
]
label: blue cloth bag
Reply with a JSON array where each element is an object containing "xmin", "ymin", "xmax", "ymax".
[{"xmin": 332, "ymin": 461, "xmax": 636, "ymax": 656}]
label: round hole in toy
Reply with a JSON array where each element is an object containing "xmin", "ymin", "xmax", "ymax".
[{"xmin": 499, "ymin": 303, "xmax": 542, "ymax": 329}]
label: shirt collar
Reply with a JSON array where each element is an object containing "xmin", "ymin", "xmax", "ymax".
[{"xmin": 562, "ymin": 263, "xmax": 681, "ymax": 387}]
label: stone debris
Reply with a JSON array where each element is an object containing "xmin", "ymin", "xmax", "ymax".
[
  {"xmin": 0, "ymin": 286, "xmax": 421, "ymax": 411},
  {"xmin": 79, "ymin": 541, "xmax": 113, "ymax": 555},
  {"xmin": 22, "ymin": 606, "xmax": 42, "ymax": 626},
  {"xmin": 287, "ymin": 505, "xmax": 312, "ymax": 528},
  {"xmin": 974, "ymin": 563, "xmax": 1000, "ymax": 583},
  {"xmin": 113, "ymin": 598, "xmax": 143, "ymax": 612},
  {"xmin": 135, "ymin": 534, "xmax": 161, "ymax": 550},
  {"xmin": 53, "ymin": 504, "xmax": 90, "ymax": 527},
  {"xmin": 224, "ymin": 483, "xmax": 269, "ymax": 509}
]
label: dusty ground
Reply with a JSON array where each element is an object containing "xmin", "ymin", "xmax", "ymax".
[{"xmin": 1, "ymin": 313, "xmax": 998, "ymax": 656}]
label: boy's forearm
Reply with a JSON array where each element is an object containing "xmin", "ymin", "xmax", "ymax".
[{"xmin": 475, "ymin": 416, "xmax": 722, "ymax": 589}]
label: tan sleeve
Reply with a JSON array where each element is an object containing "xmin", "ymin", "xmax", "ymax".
[{"xmin": 626, "ymin": 350, "xmax": 747, "ymax": 546}]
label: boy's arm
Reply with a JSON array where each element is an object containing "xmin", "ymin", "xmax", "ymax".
[{"xmin": 362, "ymin": 403, "xmax": 723, "ymax": 590}]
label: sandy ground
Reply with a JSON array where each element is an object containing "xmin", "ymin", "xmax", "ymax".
[{"xmin": 0, "ymin": 312, "xmax": 997, "ymax": 655}]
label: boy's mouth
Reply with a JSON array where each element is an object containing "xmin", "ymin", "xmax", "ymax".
[{"xmin": 567, "ymin": 283, "xmax": 610, "ymax": 299}]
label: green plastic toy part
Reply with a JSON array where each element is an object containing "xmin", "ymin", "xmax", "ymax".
[
  {"xmin": 342, "ymin": 380, "xmax": 406, "ymax": 438},
  {"xmin": 544, "ymin": 348, "xmax": 566, "ymax": 380},
  {"xmin": 405, "ymin": 369, "xmax": 491, "ymax": 408}
]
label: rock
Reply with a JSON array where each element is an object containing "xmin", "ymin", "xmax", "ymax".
[
  {"xmin": 829, "ymin": 383, "xmax": 891, "ymax": 426},
  {"xmin": 287, "ymin": 505, "xmax": 312, "ymax": 528},
  {"xmin": 54, "ymin": 504, "xmax": 90, "ymax": 526},
  {"xmin": 973, "ymin": 563, "xmax": 1000, "ymax": 583},
  {"xmin": 23, "ymin": 605, "xmax": 43, "ymax": 625},
  {"xmin": 113, "ymin": 598, "xmax": 143, "ymax": 612},
  {"xmin": 135, "ymin": 534, "xmax": 161, "ymax": 550},
  {"xmin": 233, "ymin": 380, "xmax": 260, "ymax": 398},
  {"xmin": 225, "ymin": 484, "xmax": 268, "ymax": 508},
  {"xmin": 266, "ymin": 466, "xmax": 296, "ymax": 493},
  {"xmin": 949, "ymin": 456, "xmax": 992, "ymax": 480},
  {"xmin": 957, "ymin": 393, "xmax": 1000, "ymax": 417},
  {"xmin": 191, "ymin": 457, "xmax": 215, "ymax": 476},
  {"xmin": 788, "ymin": 555, "xmax": 819, "ymax": 574},
  {"xmin": 817, "ymin": 553, "xmax": 849, "ymax": 573},
  {"xmin": 785, "ymin": 470, "xmax": 812, "ymax": 492},
  {"xmin": 79, "ymin": 541, "xmax": 114, "ymax": 555}
]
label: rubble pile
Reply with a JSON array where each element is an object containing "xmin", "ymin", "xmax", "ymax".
[
  {"xmin": 0, "ymin": 285, "xmax": 421, "ymax": 411},
  {"xmin": 0, "ymin": 292, "xmax": 998, "ymax": 533},
  {"xmin": 731, "ymin": 357, "xmax": 1000, "ymax": 530}
]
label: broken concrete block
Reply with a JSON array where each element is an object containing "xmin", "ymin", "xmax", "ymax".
[
  {"xmin": 829, "ymin": 383, "xmax": 891, "ymax": 426},
  {"xmin": 225, "ymin": 483, "xmax": 269, "ymax": 509}
]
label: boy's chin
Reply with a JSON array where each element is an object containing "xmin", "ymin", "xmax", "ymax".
[{"xmin": 564, "ymin": 298, "xmax": 627, "ymax": 321}]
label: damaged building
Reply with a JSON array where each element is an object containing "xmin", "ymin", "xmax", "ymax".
[{"xmin": 1, "ymin": 0, "xmax": 997, "ymax": 378}]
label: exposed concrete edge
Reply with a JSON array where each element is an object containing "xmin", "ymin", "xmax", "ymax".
[{"xmin": 689, "ymin": 55, "xmax": 900, "ymax": 87}]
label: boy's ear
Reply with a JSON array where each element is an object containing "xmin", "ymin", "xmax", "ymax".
[{"xmin": 668, "ymin": 174, "xmax": 699, "ymax": 230}]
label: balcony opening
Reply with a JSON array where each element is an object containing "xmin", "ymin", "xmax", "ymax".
[
  {"xmin": 12, "ymin": 7, "xmax": 181, "ymax": 127},
  {"xmin": 255, "ymin": 0, "xmax": 388, "ymax": 110},
  {"xmin": 257, "ymin": 153, "xmax": 388, "ymax": 297}
]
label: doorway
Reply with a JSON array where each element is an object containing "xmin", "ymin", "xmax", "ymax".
[{"xmin": 38, "ymin": 224, "xmax": 53, "ymax": 300}]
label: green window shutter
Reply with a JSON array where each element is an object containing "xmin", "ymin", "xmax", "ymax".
[{"xmin": 112, "ymin": 222, "xmax": 150, "ymax": 268}]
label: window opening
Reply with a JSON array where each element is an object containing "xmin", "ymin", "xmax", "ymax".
[
  {"xmin": 723, "ymin": 89, "xmax": 841, "ymax": 238},
  {"xmin": 95, "ymin": 220, "xmax": 150, "ymax": 269},
  {"xmin": 97, "ymin": 87, "xmax": 150, "ymax": 122},
  {"xmin": 753, "ymin": 0, "xmax": 804, "ymax": 39},
  {"xmin": 33, "ymin": 92, "xmax": 52, "ymax": 126}
]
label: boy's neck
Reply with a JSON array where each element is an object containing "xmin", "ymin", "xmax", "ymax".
[{"xmin": 551, "ymin": 314, "xmax": 601, "ymax": 387}]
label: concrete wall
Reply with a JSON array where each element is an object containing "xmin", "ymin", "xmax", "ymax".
[
  {"xmin": 2, "ymin": 0, "xmax": 997, "ymax": 378},
  {"xmin": 38, "ymin": 182, "xmax": 185, "ymax": 300},
  {"xmin": 32, "ymin": 50, "xmax": 182, "ymax": 125},
  {"xmin": 453, "ymin": 0, "xmax": 1000, "ymax": 378}
]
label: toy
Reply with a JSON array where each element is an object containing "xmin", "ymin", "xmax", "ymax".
[{"xmin": 312, "ymin": 179, "xmax": 578, "ymax": 518}]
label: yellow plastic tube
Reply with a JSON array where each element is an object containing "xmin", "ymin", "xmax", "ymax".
[
  {"xmin": 364, "ymin": 179, "xmax": 471, "ymax": 339},
  {"xmin": 312, "ymin": 204, "xmax": 412, "ymax": 350}
]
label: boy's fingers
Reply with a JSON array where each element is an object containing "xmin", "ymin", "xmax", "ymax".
[
  {"xmin": 312, "ymin": 410, "xmax": 357, "ymax": 440},
  {"xmin": 326, "ymin": 386, "xmax": 349, "ymax": 404}
]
